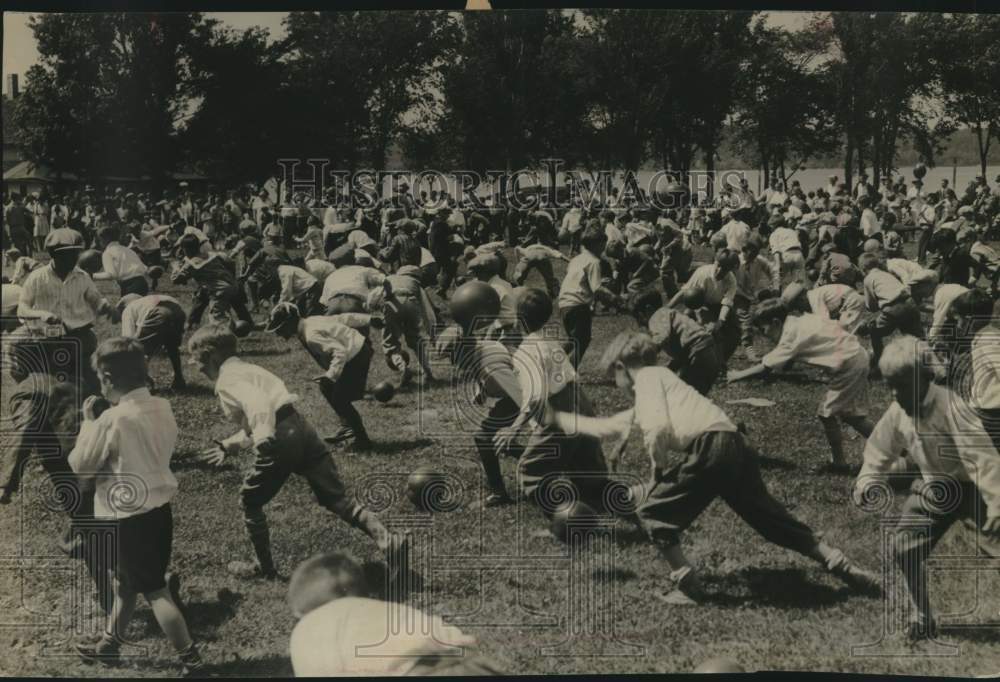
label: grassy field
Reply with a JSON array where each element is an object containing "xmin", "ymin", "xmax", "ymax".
[{"xmin": 2, "ymin": 243, "xmax": 999, "ymax": 678}]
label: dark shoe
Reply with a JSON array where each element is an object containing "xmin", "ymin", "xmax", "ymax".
[
  {"xmin": 178, "ymin": 642, "xmax": 205, "ymax": 677},
  {"xmin": 324, "ymin": 427, "xmax": 355, "ymax": 445},
  {"xmin": 0, "ymin": 488, "xmax": 12, "ymax": 504},
  {"xmin": 658, "ymin": 567, "xmax": 705, "ymax": 606},
  {"xmin": 76, "ymin": 635, "xmax": 121, "ymax": 665},
  {"xmin": 825, "ymin": 549, "xmax": 882, "ymax": 596}
]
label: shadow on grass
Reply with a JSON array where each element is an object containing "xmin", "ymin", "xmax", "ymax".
[
  {"xmin": 171, "ymin": 452, "xmax": 237, "ymax": 473},
  {"xmin": 940, "ymin": 625, "xmax": 1000, "ymax": 643},
  {"xmin": 204, "ymin": 653, "xmax": 293, "ymax": 677},
  {"xmin": 135, "ymin": 590, "xmax": 244, "ymax": 640},
  {"xmin": 704, "ymin": 567, "xmax": 850, "ymax": 609},
  {"xmin": 375, "ymin": 438, "xmax": 436, "ymax": 455},
  {"xmin": 756, "ymin": 456, "xmax": 797, "ymax": 471}
]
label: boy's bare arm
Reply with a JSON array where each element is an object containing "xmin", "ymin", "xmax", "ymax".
[{"xmin": 552, "ymin": 408, "xmax": 634, "ymax": 440}]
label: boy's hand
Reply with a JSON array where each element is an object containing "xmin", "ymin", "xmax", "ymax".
[
  {"xmin": 984, "ymin": 515, "xmax": 1000, "ymax": 536},
  {"xmin": 195, "ymin": 443, "xmax": 226, "ymax": 467},
  {"xmin": 82, "ymin": 395, "xmax": 108, "ymax": 422},
  {"xmin": 492, "ymin": 425, "xmax": 520, "ymax": 454}
]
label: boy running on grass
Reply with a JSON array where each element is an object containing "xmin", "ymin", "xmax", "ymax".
[
  {"xmin": 68, "ymin": 338, "xmax": 202, "ymax": 675},
  {"xmin": 539, "ymin": 330, "xmax": 881, "ymax": 605},
  {"xmin": 265, "ymin": 302, "xmax": 378, "ymax": 451},
  {"xmin": 188, "ymin": 324, "xmax": 406, "ymax": 579},
  {"xmin": 729, "ymin": 296, "xmax": 874, "ymax": 473},
  {"xmin": 853, "ymin": 335, "xmax": 1000, "ymax": 640}
]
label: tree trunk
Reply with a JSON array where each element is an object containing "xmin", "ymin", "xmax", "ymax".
[
  {"xmin": 844, "ymin": 132, "xmax": 855, "ymax": 192},
  {"xmin": 704, "ymin": 146, "xmax": 715, "ymax": 202}
]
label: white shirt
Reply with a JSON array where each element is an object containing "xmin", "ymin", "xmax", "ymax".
[
  {"xmin": 513, "ymin": 331, "xmax": 576, "ymax": 408},
  {"xmin": 68, "ymin": 388, "xmax": 178, "ymax": 519},
  {"xmin": 489, "ymin": 275, "xmax": 516, "ymax": 326},
  {"xmin": 860, "ymin": 208, "xmax": 881, "ymax": 237},
  {"xmin": 807, "ymin": 284, "xmax": 864, "ymax": 319},
  {"xmin": 215, "ymin": 356, "xmax": 299, "ymax": 447},
  {"xmin": 970, "ymin": 325, "xmax": 1000, "ymax": 410},
  {"xmin": 320, "ymin": 265, "xmax": 385, "ymax": 307},
  {"xmin": 18, "ymin": 263, "xmax": 106, "ymax": 331},
  {"xmin": 557, "ymin": 250, "xmax": 603, "ymax": 309},
  {"xmin": 305, "ymin": 259, "xmax": 337, "ymax": 281},
  {"xmin": 290, "ymin": 597, "xmax": 476, "ymax": 677},
  {"xmin": 633, "ymin": 366, "xmax": 736, "ymax": 470},
  {"xmin": 2, "ymin": 283, "xmax": 22, "ymax": 316},
  {"xmin": 886, "ymin": 258, "xmax": 929, "ymax": 288},
  {"xmin": 277, "ymin": 265, "xmax": 318, "ymax": 303},
  {"xmin": 768, "ymin": 227, "xmax": 801, "ymax": 254},
  {"xmin": 681, "ymin": 264, "xmax": 736, "ymax": 308},
  {"xmin": 299, "ymin": 316, "xmax": 366, "ymax": 380},
  {"xmin": 762, "ymin": 313, "xmax": 866, "ymax": 372},
  {"xmin": 101, "ymin": 242, "xmax": 148, "ymax": 282},
  {"xmin": 767, "ymin": 191, "xmax": 787, "ymax": 207},
  {"xmin": 715, "ymin": 220, "xmax": 751, "ymax": 251},
  {"xmin": 929, "ymin": 284, "xmax": 969, "ymax": 338},
  {"xmin": 857, "ymin": 384, "xmax": 1000, "ymax": 517},
  {"xmin": 121, "ymin": 294, "xmax": 181, "ymax": 338}
]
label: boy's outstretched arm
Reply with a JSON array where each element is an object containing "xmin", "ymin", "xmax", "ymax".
[
  {"xmin": 550, "ymin": 408, "xmax": 635, "ymax": 441},
  {"xmin": 728, "ymin": 363, "xmax": 771, "ymax": 383}
]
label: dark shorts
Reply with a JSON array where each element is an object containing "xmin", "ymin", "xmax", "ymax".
[
  {"xmin": 339, "ymin": 339, "xmax": 374, "ymax": 402},
  {"xmin": 325, "ymin": 293, "xmax": 367, "ymax": 315},
  {"xmin": 113, "ymin": 503, "xmax": 172, "ymax": 594},
  {"xmin": 138, "ymin": 249, "xmax": 163, "ymax": 268},
  {"xmin": 137, "ymin": 300, "xmax": 187, "ymax": 356},
  {"xmin": 636, "ymin": 431, "xmax": 818, "ymax": 553}
]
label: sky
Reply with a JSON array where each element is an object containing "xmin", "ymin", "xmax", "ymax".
[{"xmin": 2, "ymin": 10, "xmax": 813, "ymax": 95}]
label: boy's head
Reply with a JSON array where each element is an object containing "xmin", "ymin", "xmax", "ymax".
[
  {"xmin": 92, "ymin": 337, "xmax": 148, "ymax": 403},
  {"xmin": 951, "ymin": 288, "xmax": 996, "ymax": 336},
  {"xmin": 265, "ymin": 302, "xmax": 302, "ymax": 339},
  {"xmin": 179, "ymin": 233, "xmax": 202, "ymax": 258},
  {"xmin": 287, "ymin": 552, "xmax": 366, "ymax": 619},
  {"xmin": 187, "ymin": 324, "xmax": 238, "ymax": 381},
  {"xmin": 878, "ymin": 335, "xmax": 934, "ymax": 417},
  {"xmin": 98, "ymin": 225, "xmax": 121, "ymax": 248},
  {"xmin": 599, "ymin": 330, "xmax": 658, "ymax": 391},
  {"xmin": 752, "ymin": 297, "xmax": 789, "ymax": 342},
  {"xmin": 628, "ymin": 289, "xmax": 663, "ymax": 328},
  {"xmin": 741, "ymin": 239, "xmax": 761, "ymax": 262},
  {"xmin": 858, "ymin": 252, "xmax": 883, "ymax": 274},
  {"xmin": 713, "ymin": 249, "xmax": 739, "ymax": 279},
  {"xmin": 580, "ymin": 224, "xmax": 607, "ymax": 256},
  {"xmin": 515, "ymin": 287, "xmax": 553, "ymax": 333}
]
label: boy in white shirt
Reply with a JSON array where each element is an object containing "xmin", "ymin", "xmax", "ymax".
[
  {"xmin": 557, "ymin": 223, "xmax": 623, "ymax": 368},
  {"xmin": 117, "ymin": 293, "xmax": 187, "ymax": 389},
  {"xmin": 859, "ymin": 252, "xmax": 925, "ymax": 369},
  {"xmin": 540, "ymin": 330, "xmax": 880, "ymax": 605},
  {"xmin": 729, "ymin": 297, "xmax": 874, "ymax": 472},
  {"xmin": 952, "ymin": 290, "xmax": 1000, "ymax": 452},
  {"xmin": 68, "ymin": 338, "xmax": 202, "ymax": 674},
  {"xmin": 93, "ymin": 225, "xmax": 150, "ymax": 296},
  {"xmin": 188, "ymin": 325, "xmax": 405, "ymax": 579},
  {"xmin": 288, "ymin": 551, "xmax": 501, "ymax": 676},
  {"xmin": 854, "ymin": 335, "xmax": 1000, "ymax": 640},
  {"xmin": 667, "ymin": 249, "xmax": 741, "ymax": 364}
]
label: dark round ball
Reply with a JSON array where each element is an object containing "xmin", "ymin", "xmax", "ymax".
[
  {"xmin": 232, "ymin": 320, "xmax": 253, "ymax": 338},
  {"xmin": 406, "ymin": 467, "xmax": 450, "ymax": 512},
  {"xmin": 147, "ymin": 265, "xmax": 164, "ymax": 279},
  {"xmin": 372, "ymin": 380, "xmax": 395, "ymax": 403},
  {"xmin": 449, "ymin": 280, "xmax": 500, "ymax": 327}
]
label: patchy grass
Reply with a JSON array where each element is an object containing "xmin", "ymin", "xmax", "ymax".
[{"xmin": 2, "ymin": 241, "xmax": 998, "ymax": 677}]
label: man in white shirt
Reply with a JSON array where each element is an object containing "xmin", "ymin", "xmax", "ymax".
[{"xmin": 18, "ymin": 228, "xmax": 114, "ymax": 397}]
